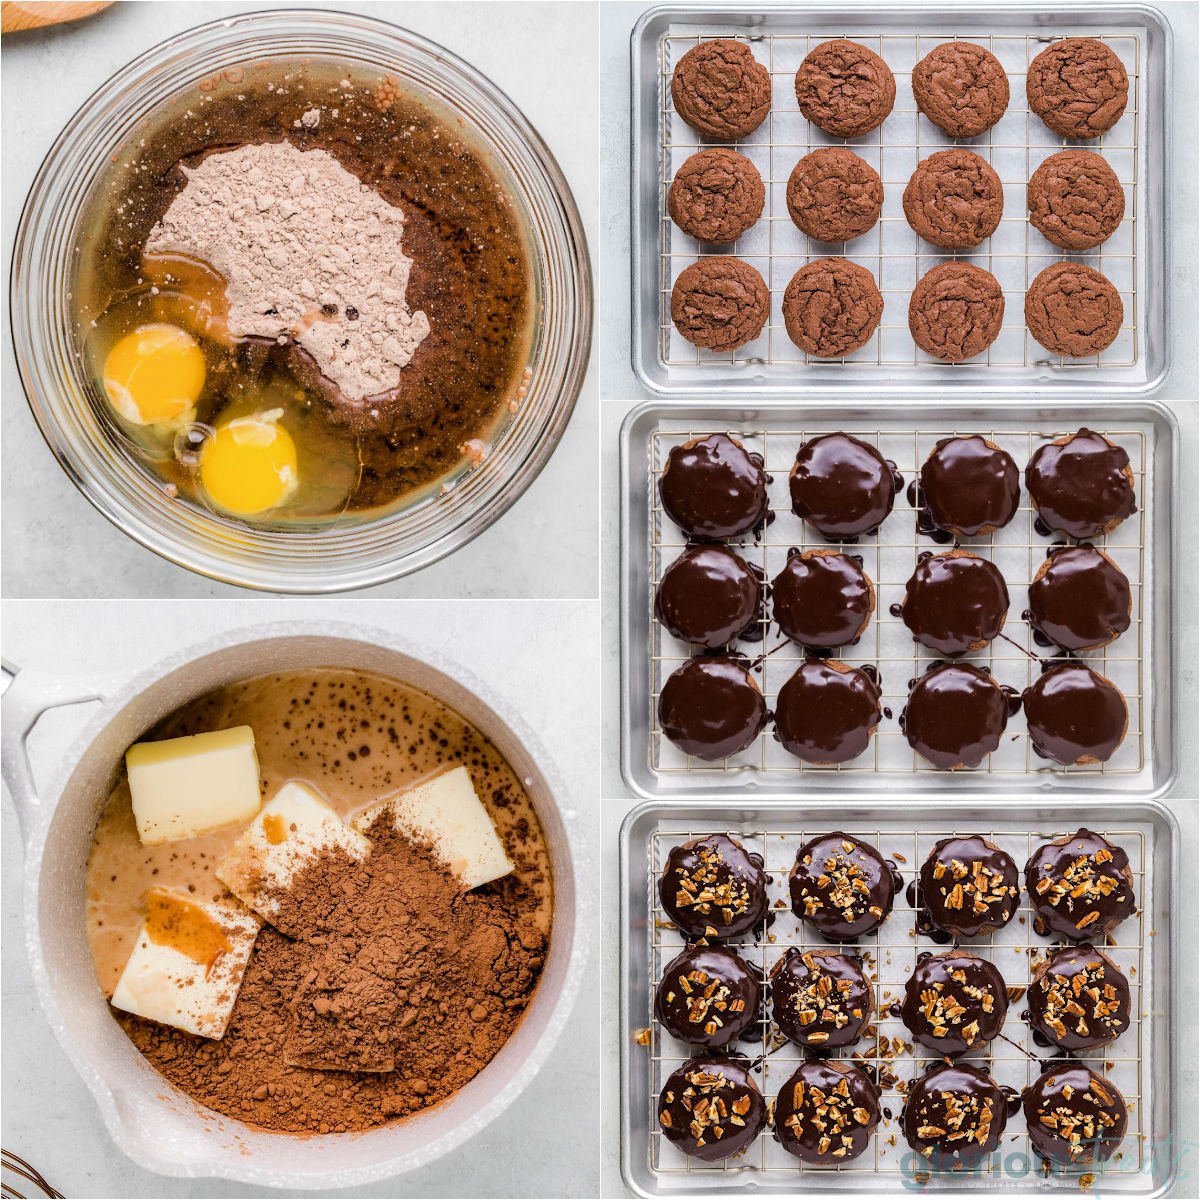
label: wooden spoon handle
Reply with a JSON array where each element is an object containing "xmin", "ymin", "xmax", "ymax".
[{"xmin": 2, "ymin": 1, "xmax": 113, "ymax": 34}]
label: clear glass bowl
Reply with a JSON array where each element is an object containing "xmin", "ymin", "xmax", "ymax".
[{"xmin": 10, "ymin": 8, "xmax": 592, "ymax": 592}]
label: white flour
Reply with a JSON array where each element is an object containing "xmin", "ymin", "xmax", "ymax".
[{"xmin": 145, "ymin": 141, "xmax": 431, "ymax": 401}]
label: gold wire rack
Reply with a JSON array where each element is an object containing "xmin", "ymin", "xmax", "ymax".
[
  {"xmin": 657, "ymin": 30, "xmax": 1142, "ymax": 371},
  {"xmin": 647, "ymin": 425, "xmax": 1149, "ymax": 778},
  {"xmin": 644, "ymin": 824, "xmax": 1152, "ymax": 1184}
]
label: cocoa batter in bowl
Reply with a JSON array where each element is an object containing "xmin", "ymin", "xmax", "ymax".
[
  {"xmin": 11, "ymin": 10, "xmax": 591, "ymax": 591},
  {"xmin": 2, "ymin": 623, "xmax": 585, "ymax": 1188}
]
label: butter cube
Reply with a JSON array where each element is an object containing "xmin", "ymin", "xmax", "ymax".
[
  {"xmin": 351, "ymin": 766, "xmax": 514, "ymax": 890},
  {"xmin": 215, "ymin": 781, "xmax": 371, "ymax": 935},
  {"xmin": 126, "ymin": 726, "xmax": 261, "ymax": 845},
  {"xmin": 110, "ymin": 888, "xmax": 259, "ymax": 1039}
]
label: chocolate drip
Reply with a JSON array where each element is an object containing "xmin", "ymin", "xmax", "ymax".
[
  {"xmin": 1025, "ymin": 429, "xmax": 1136, "ymax": 540},
  {"xmin": 789, "ymin": 433, "xmax": 898, "ymax": 539},
  {"xmin": 789, "ymin": 832, "xmax": 898, "ymax": 940},
  {"xmin": 655, "ymin": 944, "xmax": 763, "ymax": 1049},
  {"xmin": 902, "ymin": 1062, "xmax": 1009, "ymax": 1167},
  {"xmin": 773, "ymin": 660, "xmax": 882, "ymax": 765},
  {"xmin": 770, "ymin": 947, "xmax": 873, "ymax": 1050},
  {"xmin": 1024, "ymin": 829, "xmax": 1135, "ymax": 941},
  {"xmin": 917, "ymin": 835, "xmax": 1019, "ymax": 939},
  {"xmin": 899, "ymin": 549, "xmax": 1010, "ymax": 656},
  {"xmin": 659, "ymin": 833, "xmax": 769, "ymax": 941},
  {"xmin": 900, "ymin": 949, "xmax": 1009, "ymax": 1056},
  {"xmin": 901, "ymin": 662, "xmax": 1009, "ymax": 770},
  {"xmin": 657, "ymin": 1054, "xmax": 767, "ymax": 1160},
  {"xmin": 773, "ymin": 1060, "xmax": 881, "ymax": 1165},
  {"xmin": 772, "ymin": 549, "xmax": 873, "ymax": 649},
  {"xmin": 660, "ymin": 433, "xmax": 770, "ymax": 540},
  {"xmin": 656, "ymin": 544, "xmax": 766, "ymax": 648},
  {"xmin": 658, "ymin": 656, "xmax": 768, "ymax": 761},
  {"xmin": 1026, "ymin": 944, "xmax": 1131, "ymax": 1052},
  {"xmin": 919, "ymin": 435, "xmax": 1020, "ymax": 537},
  {"xmin": 1022, "ymin": 1064, "xmax": 1127, "ymax": 1165},
  {"xmin": 1022, "ymin": 662, "xmax": 1127, "ymax": 765},
  {"xmin": 1026, "ymin": 544, "xmax": 1132, "ymax": 652}
]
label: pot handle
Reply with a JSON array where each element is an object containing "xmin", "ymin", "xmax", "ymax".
[{"xmin": 1, "ymin": 657, "xmax": 105, "ymax": 841}]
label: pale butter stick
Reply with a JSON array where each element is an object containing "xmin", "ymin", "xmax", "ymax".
[
  {"xmin": 110, "ymin": 888, "xmax": 259, "ymax": 1039},
  {"xmin": 351, "ymin": 765, "xmax": 513, "ymax": 890},
  {"xmin": 215, "ymin": 780, "xmax": 370, "ymax": 936}
]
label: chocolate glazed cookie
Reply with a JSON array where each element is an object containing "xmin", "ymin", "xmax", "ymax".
[
  {"xmin": 659, "ymin": 832, "xmax": 769, "ymax": 941},
  {"xmin": 669, "ymin": 148, "xmax": 765, "ymax": 244},
  {"xmin": 917, "ymin": 435, "xmax": 1020, "ymax": 538},
  {"xmin": 782, "ymin": 259, "xmax": 883, "ymax": 358},
  {"xmin": 1025, "ymin": 429, "xmax": 1136, "ymax": 540},
  {"xmin": 912, "ymin": 41, "xmax": 1010, "ymax": 138},
  {"xmin": 671, "ymin": 256, "xmax": 770, "ymax": 353},
  {"xmin": 786, "ymin": 148, "xmax": 884, "ymax": 244},
  {"xmin": 774, "ymin": 661, "xmax": 882, "ymax": 766},
  {"xmin": 1025, "ymin": 262, "xmax": 1123, "ymax": 358},
  {"xmin": 794, "ymin": 39, "xmax": 896, "ymax": 137},
  {"xmin": 899, "ymin": 549, "xmax": 1010, "ymax": 657},
  {"xmin": 901, "ymin": 662, "xmax": 1012, "ymax": 770},
  {"xmin": 771, "ymin": 549, "xmax": 874, "ymax": 650},
  {"xmin": 901, "ymin": 948, "xmax": 1009, "ymax": 1056},
  {"xmin": 1027, "ymin": 38, "xmax": 1129, "ymax": 140},
  {"xmin": 1028, "ymin": 150, "xmax": 1125, "ymax": 251},
  {"xmin": 789, "ymin": 432, "xmax": 898, "ymax": 539},
  {"xmin": 917, "ymin": 835, "xmax": 1020, "ymax": 940},
  {"xmin": 1022, "ymin": 662, "xmax": 1128, "ymax": 766},
  {"xmin": 658, "ymin": 1055, "xmax": 767, "ymax": 1160},
  {"xmin": 671, "ymin": 39, "xmax": 771, "ymax": 140},
  {"xmin": 903, "ymin": 150, "xmax": 1003, "ymax": 250},
  {"xmin": 1023, "ymin": 1064, "xmax": 1127, "ymax": 1165},
  {"xmin": 789, "ymin": 832, "xmax": 899, "ymax": 940},
  {"xmin": 658, "ymin": 656, "xmax": 768, "ymax": 762},
  {"xmin": 909, "ymin": 263, "xmax": 1005, "ymax": 363},
  {"xmin": 656, "ymin": 544, "xmax": 765, "ymax": 648},
  {"xmin": 770, "ymin": 947, "xmax": 874, "ymax": 1049},
  {"xmin": 774, "ymin": 1060, "xmax": 881, "ymax": 1165},
  {"xmin": 655, "ymin": 944, "xmax": 763, "ymax": 1048},
  {"xmin": 659, "ymin": 432, "xmax": 770, "ymax": 540},
  {"xmin": 1024, "ymin": 828, "xmax": 1136, "ymax": 941},
  {"xmin": 903, "ymin": 1062, "xmax": 1011, "ymax": 1167},
  {"xmin": 1027, "ymin": 544, "xmax": 1131, "ymax": 652},
  {"xmin": 1026, "ymin": 944, "xmax": 1131, "ymax": 1052}
]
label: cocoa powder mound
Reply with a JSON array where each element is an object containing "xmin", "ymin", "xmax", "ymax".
[{"xmin": 118, "ymin": 820, "xmax": 547, "ymax": 1133}]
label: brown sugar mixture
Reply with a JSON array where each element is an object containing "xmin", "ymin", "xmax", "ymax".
[
  {"xmin": 85, "ymin": 668, "xmax": 553, "ymax": 1133},
  {"xmin": 73, "ymin": 60, "xmax": 533, "ymax": 525}
]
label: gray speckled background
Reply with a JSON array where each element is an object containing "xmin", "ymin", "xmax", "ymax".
[{"xmin": 1, "ymin": 1, "xmax": 598, "ymax": 599}]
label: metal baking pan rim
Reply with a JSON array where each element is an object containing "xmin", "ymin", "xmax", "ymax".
[
  {"xmin": 629, "ymin": 3, "xmax": 1173, "ymax": 399},
  {"xmin": 617, "ymin": 797, "xmax": 1181, "ymax": 1198},
  {"xmin": 617, "ymin": 399, "xmax": 1178, "ymax": 801}
]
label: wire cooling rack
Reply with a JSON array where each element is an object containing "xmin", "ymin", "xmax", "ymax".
[
  {"xmin": 657, "ymin": 30, "xmax": 1141, "ymax": 370},
  {"xmin": 648, "ymin": 425, "xmax": 1148, "ymax": 778},
  {"xmin": 644, "ymin": 824, "xmax": 1151, "ymax": 1184}
]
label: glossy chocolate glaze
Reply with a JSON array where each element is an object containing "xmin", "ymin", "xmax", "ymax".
[
  {"xmin": 770, "ymin": 947, "xmax": 874, "ymax": 1049},
  {"xmin": 899, "ymin": 550, "xmax": 1010, "ymax": 656},
  {"xmin": 1026, "ymin": 945, "xmax": 1131, "ymax": 1052},
  {"xmin": 918, "ymin": 435, "xmax": 1020, "ymax": 537},
  {"xmin": 789, "ymin": 833, "xmax": 900, "ymax": 940},
  {"xmin": 1025, "ymin": 429, "xmax": 1136, "ymax": 540},
  {"xmin": 901, "ymin": 949, "xmax": 1009, "ymax": 1056},
  {"xmin": 773, "ymin": 660, "xmax": 882, "ymax": 765},
  {"xmin": 901, "ymin": 662, "xmax": 1011, "ymax": 770},
  {"xmin": 1023, "ymin": 1064, "xmax": 1127, "ymax": 1165},
  {"xmin": 656, "ymin": 545, "xmax": 765, "ymax": 648},
  {"xmin": 658, "ymin": 1055, "xmax": 767, "ymax": 1160},
  {"xmin": 903, "ymin": 1062, "xmax": 1009, "ymax": 1167},
  {"xmin": 772, "ymin": 549, "xmax": 873, "ymax": 648},
  {"xmin": 656, "ymin": 944, "xmax": 763, "ymax": 1048},
  {"xmin": 789, "ymin": 433, "xmax": 900, "ymax": 540},
  {"xmin": 660, "ymin": 833, "xmax": 770, "ymax": 941},
  {"xmin": 660, "ymin": 433, "xmax": 771, "ymax": 540},
  {"xmin": 1024, "ymin": 829, "xmax": 1136, "ymax": 941},
  {"xmin": 917, "ymin": 835, "xmax": 1019, "ymax": 939},
  {"xmin": 1026, "ymin": 545, "xmax": 1131, "ymax": 652},
  {"xmin": 1022, "ymin": 662, "xmax": 1127, "ymax": 765},
  {"xmin": 658, "ymin": 656, "xmax": 768, "ymax": 761},
  {"xmin": 773, "ymin": 1059, "xmax": 881, "ymax": 1165}
]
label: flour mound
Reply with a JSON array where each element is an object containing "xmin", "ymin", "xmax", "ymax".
[{"xmin": 145, "ymin": 141, "xmax": 431, "ymax": 402}]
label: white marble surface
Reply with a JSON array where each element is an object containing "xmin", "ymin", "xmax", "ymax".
[
  {"xmin": 0, "ymin": 1, "xmax": 598, "ymax": 599},
  {"xmin": 0, "ymin": 598, "xmax": 600, "ymax": 1197},
  {"xmin": 597, "ymin": 1, "xmax": 1200, "ymax": 1195}
]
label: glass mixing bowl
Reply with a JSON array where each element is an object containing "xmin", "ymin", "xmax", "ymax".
[{"xmin": 10, "ymin": 8, "xmax": 592, "ymax": 592}]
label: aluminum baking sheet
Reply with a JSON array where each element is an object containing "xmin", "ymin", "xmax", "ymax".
[
  {"xmin": 618, "ymin": 400, "xmax": 1177, "ymax": 798},
  {"xmin": 630, "ymin": 4, "xmax": 1171, "ymax": 395},
  {"xmin": 619, "ymin": 799, "xmax": 1180, "ymax": 1196}
]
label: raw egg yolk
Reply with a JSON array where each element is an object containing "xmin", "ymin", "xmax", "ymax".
[
  {"xmin": 200, "ymin": 414, "xmax": 299, "ymax": 517},
  {"xmin": 102, "ymin": 323, "xmax": 205, "ymax": 425}
]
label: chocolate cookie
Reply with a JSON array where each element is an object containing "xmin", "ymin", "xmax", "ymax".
[
  {"xmin": 659, "ymin": 433, "xmax": 770, "ymax": 541},
  {"xmin": 903, "ymin": 150, "xmax": 1003, "ymax": 250},
  {"xmin": 671, "ymin": 39, "xmax": 771, "ymax": 140},
  {"xmin": 1028, "ymin": 150, "xmax": 1125, "ymax": 251},
  {"xmin": 1027, "ymin": 544, "xmax": 1131, "ymax": 652},
  {"xmin": 909, "ymin": 263, "xmax": 1005, "ymax": 363},
  {"xmin": 782, "ymin": 258, "xmax": 883, "ymax": 358},
  {"xmin": 773, "ymin": 660, "xmax": 882, "ymax": 766},
  {"xmin": 794, "ymin": 39, "xmax": 896, "ymax": 137},
  {"xmin": 918, "ymin": 435, "xmax": 1020, "ymax": 538},
  {"xmin": 1023, "ymin": 1065, "xmax": 1127, "ymax": 1165},
  {"xmin": 903, "ymin": 1063, "xmax": 1010, "ymax": 1167},
  {"xmin": 912, "ymin": 41, "xmax": 1010, "ymax": 138},
  {"xmin": 1025, "ymin": 429, "xmax": 1136, "ymax": 540},
  {"xmin": 658, "ymin": 656, "xmax": 768, "ymax": 762},
  {"xmin": 899, "ymin": 549, "xmax": 1010, "ymax": 657},
  {"xmin": 789, "ymin": 432, "xmax": 898, "ymax": 539},
  {"xmin": 785, "ymin": 148, "xmax": 883, "ymax": 244},
  {"xmin": 1027, "ymin": 38, "xmax": 1129, "ymax": 140},
  {"xmin": 788, "ymin": 832, "xmax": 899, "ymax": 941},
  {"xmin": 771, "ymin": 549, "xmax": 874, "ymax": 650},
  {"xmin": 770, "ymin": 948, "xmax": 874, "ymax": 1049},
  {"xmin": 901, "ymin": 662, "xmax": 1011, "ymax": 771},
  {"xmin": 669, "ymin": 148, "xmax": 765, "ymax": 244},
  {"xmin": 1025, "ymin": 262, "xmax": 1123, "ymax": 358},
  {"xmin": 901, "ymin": 949, "xmax": 1009, "ymax": 1056},
  {"xmin": 671, "ymin": 256, "xmax": 770, "ymax": 353},
  {"xmin": 1022, "ymin": 662, "xmax": 1128, "ymax": 766},
  {"xmin": 1025, "ymin": 829, "xmax": 1136, "ymax": 940},
  {"xmin": 655, "ymin": 944, "xmax": 763, "ymax": 1048},
  {"xmin": 917, "ymin": 835, "xmax": 1020, "ymax": 940},
  {"xmin": 773, "ymin": 1060, "xmax": 880, "ymax": 1165},
  {"xmin": 659, "ymin": 833, "xmax": 769, "ymax": 941},
  {"xmin": 1027, "ymin": 945, "xmax": 1131, "ymax": 1052},
  {"xmin": 658, "ymin": 1055, "xmax": 767, "ymax": 1160},
  {"xmin": 656, "ymin": 544, "xmax": 765, "ymax": 648}
]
